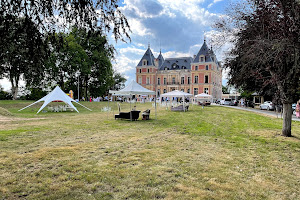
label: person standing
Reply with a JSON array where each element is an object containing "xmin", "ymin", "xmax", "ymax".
[{"xmin": 296, "ymin": 101, "xmax": 300, "ymax": 118}]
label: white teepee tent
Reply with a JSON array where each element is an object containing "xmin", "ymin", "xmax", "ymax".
[{"xmin": 19, "ymin": 86, "xmax": 92, "ymax": 114}]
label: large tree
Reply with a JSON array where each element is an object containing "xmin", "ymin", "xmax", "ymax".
[
  {"xmin": 45, "ymin": 27, "xmax": 115, "ymax": 99},
  {"xmin": 0, "ymin": 16, "xmax": 47, "ymax": 99},
  {"xmin": 0, "ymin": 0, "xmax": 130, "ymax": 42},
  {"xmin": 217, "ymin": 0, "xmax": 300, "ymax": 136},
  {"xmin": 0, "ymin": 0, "xmax": 130, "ymax": 99}
]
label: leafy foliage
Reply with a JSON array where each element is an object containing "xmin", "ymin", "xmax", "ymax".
[
  {"xmin": 45, "ymin": 27, "xmax": 115, "ymax": 99},
  {"xmin": 0, "ymin": 16, "xmax": 47, "ymax": 99},
  {"xmin": 216, "ymin": 0, "xmax": 300, "ymax": 136},
  {"xmin": 0, "ymin": 0, "xmax": 131, "ymax": 42}
]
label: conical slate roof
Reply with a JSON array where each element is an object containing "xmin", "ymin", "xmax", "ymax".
[
  {"xmin": 157, "ymin": 51, "xmax": 164, "ymax": 67},
  {"xmin": 137, "ymin": 47, "xmax": 156, "ymax": 66},
  {"xmin": 193, "ymin": 40, "xmax": 214, "ymax": 63}
]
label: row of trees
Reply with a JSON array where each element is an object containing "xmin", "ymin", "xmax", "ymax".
[
  {"xmin": 0, "ymin": 0, "xmax": 130, "ymax": 100},
  {"xmin": 216, "ymin": 0, "xmax": 300, "ymax": 136}
]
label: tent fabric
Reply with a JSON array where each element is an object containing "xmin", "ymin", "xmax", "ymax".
[
  {"xmin": 19, "ymin": 86, "xmax": 92, "ymax": 114},
  {"xmin": 195, "ymin": 93, "xmax": 212, "ymax": 98},
  {"xmin": 161, "ymin": 90, "xmax": 193, "ymax": 98},
  {"xmin": 109, "ymin": 80, "xmax": 155, "ymax": 95}
]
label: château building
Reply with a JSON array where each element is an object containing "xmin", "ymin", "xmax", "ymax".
[{"xmin": 136, "ymin": 40, "xmax": 222, "ymax": 100}]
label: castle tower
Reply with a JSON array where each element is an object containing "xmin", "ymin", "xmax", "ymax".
[{"xmin": 136, "ymin": 45, "xmax": 157, "ymax": 92}]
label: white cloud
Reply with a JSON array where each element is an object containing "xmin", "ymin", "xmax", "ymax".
[
  {"xmin": 127, "ymin": 18, "xmax": 153, "ymax": 37},
  {"xmin": 208, "ymin": 0, "xmax": 224, "ymax": 8}
]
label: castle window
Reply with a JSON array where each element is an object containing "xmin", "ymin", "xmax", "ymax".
[
  {"xmin": 205, "ymin": 75, "xmax": 209, "ymax": 83},
  {"xmin": 172, "ymin": 77, "xmax": 176, "ymax": 84},
  {"xmin": 157, "ymin": 89, "xmax": 160, "ymax": 97},
  {"xmin": 188, "ymin": 77, "xmax": 191, "ymax": 84},
  {"xmin": 206, "ymin": 65, "xmax": 209, "ymax": 70},
  {"xmin": 148, "ymin": 68, "xmax": 150, "ymax": 73},
  {"xmin": 181, "ymin": 77, "xmax": 184, "ymax": 84},
  {"xmin": 163, "ymin": 89, "xmax": 167, "ymax": 93},
  {"xmin": 138, "ymin": 77, "xmax": 142, "ymax": 84},
  {"xmin": 204, "ymin": 88, "xmax": 209, "ymax": 94},
  {"xmin": 164, "ymin": 78, "xmax": 167, "ymax": 85},
  {"xmin": 146, "ymin": 77, "xmax": 150, "ymax": 85},
  {"xmin": 194, "ymin": 76, "xmax": 198, "ymax": 84},
  {"xmin": 157, "ymin": 78, "xmax": 160, "ymax": 85},
  {"xmin": 187, "ymin": 89, "xmax": 190, "ymax": 93},
  {"xmin": 143, "ymin": 60, "xmax": 147, "ymax": 66},
  {"xmin": 194, "ymin": 88, "xmax": 198, "ymax": 95},
  {"xmin": 195, "ymin": 66, "xmax": 198, "ymax": 70},
  {"xmin": 139, "ymin": 69, "xmax": 141, "ymax": 73}
]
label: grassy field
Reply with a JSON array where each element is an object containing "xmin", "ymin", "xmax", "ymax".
[{"xmin": 0, "ymin": 100, "xmax": 299, "ymax": 200}]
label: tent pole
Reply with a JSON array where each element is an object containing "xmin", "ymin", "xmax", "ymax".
[
  {"xmin": 183, "ymin": 96, "xmax": 185, "ymax": 112},
  {"xmin": 155, "ymin": 95, "xmax": 157, "ymax": 120},
  {"xmin": 113, "ymin": 95, "xmax": 115, "ymax": 117},
  {"xmin": 130, "ymin": 95, "xmax": 132, "ymax": 121},
  {"xmin": 107, "ymin": 96, "xmax": 109, "ymax": 119}
]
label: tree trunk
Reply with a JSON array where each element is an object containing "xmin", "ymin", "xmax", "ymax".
[
  {"xmin": 10, "ymin": 76, "xmax": 19, "ymax": 100},
  {"xmin": 282, "ymin": 103, "xmax": 292, "ymax": 137},
  {"xmin": 85, "ymin": 76, "xmax": 88, "ymax": 100}
]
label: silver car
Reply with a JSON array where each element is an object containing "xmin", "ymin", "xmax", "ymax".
[{"xmin": 259, "ymin": 101, "xmax": 274, "ymax": 110}]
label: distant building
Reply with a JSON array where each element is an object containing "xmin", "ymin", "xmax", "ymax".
[{"xmin": 136, "ymin": 40, "xmax": 222, "ymax": 100}]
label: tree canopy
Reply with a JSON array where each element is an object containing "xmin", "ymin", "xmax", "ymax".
[
  {"xmin": 0, "ymin": 0, "xmax": 130, "ymax": 99},
  {"xmin": 0, "ymin": 16, "xmax": 48, "ymax": 99},
  {"xmin": 0, "ymin": 0, "xmax": 130, "ymax": 42},
  {"xmin": 216, "ymin": 0, "xmax": 300, "ymax": 136}
]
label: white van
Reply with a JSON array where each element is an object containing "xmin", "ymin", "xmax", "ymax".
[{"xmin": 220, "ymin": 98, "xmax": 232, "ymax": 105}]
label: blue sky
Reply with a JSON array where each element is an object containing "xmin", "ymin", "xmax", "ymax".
[
  {"xmin": 0, "ymin": 0, "xmax": 233, "ymax": 91},
  {"xmin": 111, "ymin": 0, "xmax": 232, "ymax": 86}
]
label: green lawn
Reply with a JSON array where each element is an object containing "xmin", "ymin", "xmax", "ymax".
[{"xmin": 0, "ymin": 100, "xmax": 299, "ymax": 199}]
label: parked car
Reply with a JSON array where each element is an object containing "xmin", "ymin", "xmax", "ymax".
[
  {"xmin": 259, "ymin": 101, "xmax": 274, "ymax": 110},
  {"xmin": 221, "ymin": 98, "xmax": 232, "ymax": 105}
]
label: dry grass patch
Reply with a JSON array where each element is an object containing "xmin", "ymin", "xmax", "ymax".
[{"xmin": 0, "ymin": 101, "xmax": 299, "ymax": 199}]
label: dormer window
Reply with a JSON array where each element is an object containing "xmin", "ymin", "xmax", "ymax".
[
  {"xmin": 172, "ymin": 63, "xmax": 178, "ymax": 69},
  {"xmin": 200, "ymin": 56, "xmax": 204, "ymax": 62},
  {"xmin": 143, "ymin": 59, "xmax": 147, "ymax": 66},
  {"xmin": 164, "ymin": 67, "xmax": 168, "ymax": 70}
]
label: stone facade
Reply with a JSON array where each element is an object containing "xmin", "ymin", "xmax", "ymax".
[{"xmin": 136, "ymin": 41, "xmax": 222, "ymax": 100}]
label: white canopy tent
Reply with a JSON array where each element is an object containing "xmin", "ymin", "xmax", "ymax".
[
  {"xmin": 19, "ymin": 86, "xmax": 92, "ymax": 114},
  {"xmin": 109, "ymin": 80, "xmax": 155, "ymax": 120},
  {"xmin": 194, "ymin": 93, "xmax": 213, "ymax": 104},
  {"xmin": 109, "ymin": 80, "xmax": 155, "ymax": 96},
  {"xmin": 160, "ymin": 90, "xmax": 193, "ymax": 112}
]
